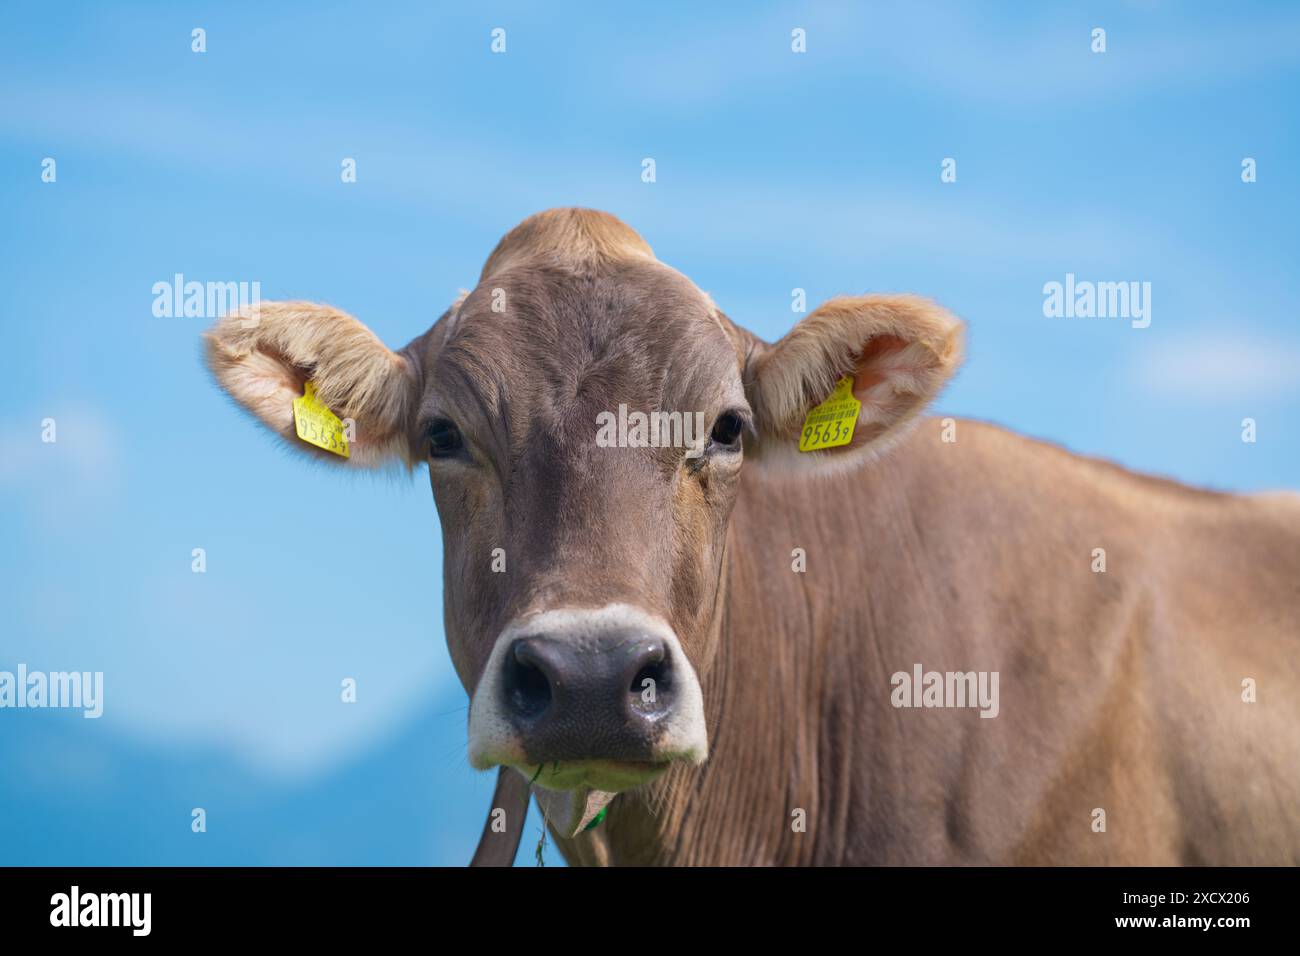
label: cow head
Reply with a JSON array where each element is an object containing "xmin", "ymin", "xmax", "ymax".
[{"xmin": 204, "ymin": 209, "xmax": 963, "ymax": 826}]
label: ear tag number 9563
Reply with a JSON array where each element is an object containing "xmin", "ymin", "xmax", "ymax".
[
  {"xmin": 798, "ymin": 375, "xmax": 861, "ymax": 452},
  {"xmin": 293, "ymin": 382, "xmax": 350, "ymax": 458}
]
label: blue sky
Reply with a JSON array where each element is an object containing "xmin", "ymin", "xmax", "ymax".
[{"xmin": 1, "ymin": 1, "xmax": 1297, "ymax": 865}]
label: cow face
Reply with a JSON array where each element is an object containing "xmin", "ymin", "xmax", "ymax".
[
  {"xmin": 409, "ymin": 258, "xmax": 742, "ymax": 795},
  {"xmin": 204, "ymin": 209, "xmax": 963, "ymax": 805}
]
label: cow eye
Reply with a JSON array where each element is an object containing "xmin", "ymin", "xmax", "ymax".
[
  {"xmin": 426, "ymin": 419, "xmax": 463, "ymax": 457},
  {"xmin": 709, "ymin": 411, "xmax": 745, "ymax": 449}
]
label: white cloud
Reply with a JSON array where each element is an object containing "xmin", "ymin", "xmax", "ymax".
[
  {"xmin": 0, "ymin": 406, "xmax": 122, "ymax": 527},
  {"xmin": 1128, "ymin": 333, "xmax": 1300, "ymax": 400}
]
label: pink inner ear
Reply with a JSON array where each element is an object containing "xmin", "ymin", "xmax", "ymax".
[{"xmin": 850, "ymin": 334, "xmax": 911, "ymax": 398}]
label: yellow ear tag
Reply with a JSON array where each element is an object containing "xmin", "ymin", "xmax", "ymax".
[
  {"xmin": 798, "ymin": 375, "xmax": 861, "ymax": 452},
  {"xmin": 292, "ymin": 382, "xmax": 351, "ymax": 458}
]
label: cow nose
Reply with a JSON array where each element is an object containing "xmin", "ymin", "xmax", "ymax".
[{"xmin": 500, "ymin": 632, "xmax": 676, "ymax": 761}]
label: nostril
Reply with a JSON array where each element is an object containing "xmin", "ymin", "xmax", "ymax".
[
  {"xmin": 629, "ymin": 659, "xmax": 667, "ymax": 694},
  {"xmin": 504, "ymin": 639, "xmax": 552, "ymax": 720},
  {"xmin": 628, "ymin": 644, "xmax": 673, "ymax": 717}
]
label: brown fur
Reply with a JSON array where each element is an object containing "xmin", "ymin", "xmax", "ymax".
[
  {"xmin": 747, "ymin": 293, "xmax": 964, "ymax": 475},
  {"xmin": 205, "ymin": 208, "xmax": 1300, "ymax": 865},
  {"xmin": 562, "ymin": 424, "xmax": 1300, "ymax": 864},
  {"xmin": 204, "ymin": 300, "xmax": 416, "ymax": 466},
  {"xmin": 480, "ymin": 208, "xmax": 657, "ymax": 281}
]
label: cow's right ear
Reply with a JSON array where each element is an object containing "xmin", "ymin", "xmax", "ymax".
[
  {"xmin": 204, "ymin": 301, "xmax": 418, "ymax": 467},
  {"xmin": 743, "ymin": 293, "xmax": 963, "ymax": 476}
]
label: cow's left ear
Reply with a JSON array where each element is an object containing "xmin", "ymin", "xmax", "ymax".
[
  {"xmin": 204, "ymin": 301, "xmax": 418, "ymax": 467},
  {"xmin": 743, "ymin": 294, "xmax": 963, "ymax": 474}
]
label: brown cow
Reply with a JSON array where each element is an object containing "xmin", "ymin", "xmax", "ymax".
[{"xmin": 205, "ymin": 208, "xmax": 1300, "ymax": 866}]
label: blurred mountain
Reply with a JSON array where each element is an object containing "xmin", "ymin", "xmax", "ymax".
[{"xmin": 0, "ymin": 695, "xmax": 548, "ymax": 866}]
